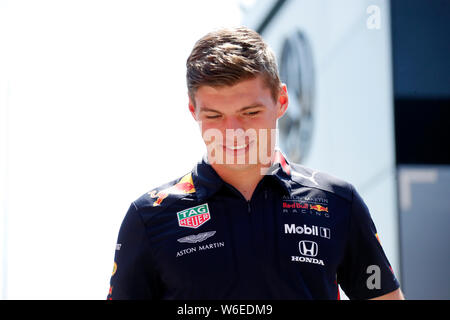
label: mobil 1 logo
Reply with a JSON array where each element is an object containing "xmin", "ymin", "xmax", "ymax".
[{"xmin": 284, "ymin": 224, "xmax": 331, "ymax": 239}]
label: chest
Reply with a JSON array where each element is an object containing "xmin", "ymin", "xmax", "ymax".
[{"xmin": 146, "ymin": 188, "xmax": 351, "ymax": 298}]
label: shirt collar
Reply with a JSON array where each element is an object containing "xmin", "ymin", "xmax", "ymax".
[
  {"xmin": 191, "ymin": 154, "xmax": 224, "ymax": 202},
  {"xmin": 191, "ymin": 149, "xmax": 292, "ymax": 202}
]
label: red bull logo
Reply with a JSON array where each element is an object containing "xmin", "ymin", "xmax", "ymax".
[
  {"xmin": 149, "ymin": 173, "xmax": 196, "ymax": 206},
  {"xmin": 309, "ymin": 204, "xmax": 328, "ymax": 212},
  {"xmin": 282, "ymin": 202, "xmax": 309, "ymax": 209}
]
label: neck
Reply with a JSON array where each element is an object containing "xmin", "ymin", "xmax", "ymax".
[{"xmin": 210, "ymin": 161, "xmax": 272, "ymax": 201}]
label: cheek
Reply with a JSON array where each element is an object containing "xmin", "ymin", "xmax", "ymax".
[
  {"xmin": 250, "ymin": 115, "xmax": 277, "ymax": 132},
  {"xmin": 253, "ymin": 116, "xmax": 278, "ymax": 140},
  {"xmin": 200, "ymin": 123, "xmax": 225, "ymax": 145}
]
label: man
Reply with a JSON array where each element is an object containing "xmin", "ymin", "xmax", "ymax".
[{"xmin": 107, "ymin": 26, "xmax": 404, "ymax": 300}]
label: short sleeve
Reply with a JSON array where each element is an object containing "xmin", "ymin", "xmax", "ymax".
[
  {"xmin": 337, "ymin": 185, "xmax": 400, "ymax": 299},
  {"xmin": 107, "ymin": 203, "xmax": 163, "ymax": 299}
]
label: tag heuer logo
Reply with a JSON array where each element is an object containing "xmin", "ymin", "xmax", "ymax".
[{"xmin": 177, "ymin": 203, "xmax": 210, "ymax": 228}]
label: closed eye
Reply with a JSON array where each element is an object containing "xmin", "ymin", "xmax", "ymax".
[
  {"xmin": 243, "ymin": 111, "xmax": 260, "ymax": 116},
  {"xmin": 205, "ymin": 114, "xmax": 222, "ymax": 119}
]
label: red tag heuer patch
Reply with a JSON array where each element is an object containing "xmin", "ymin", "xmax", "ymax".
[{"xmin": 177, "ymin": 203, "xmax": 210, "ymax": 228}]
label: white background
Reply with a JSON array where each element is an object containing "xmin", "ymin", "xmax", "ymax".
[{"xmin": 0, "ymin": 0, "xmax": 244, "ymax": 299}]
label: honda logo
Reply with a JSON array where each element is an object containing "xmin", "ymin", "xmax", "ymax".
[{"xmin": 298, "ymin": 240, "xmax": 318, "ymax": 257}]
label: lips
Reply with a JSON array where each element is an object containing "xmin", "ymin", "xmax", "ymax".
[
  {"xmin": 222, "ymin": 139, "xmax": 256, "ymax": 152},
  {"xmin": 224, "ymin": 143, "xmax": 248, "ymax": 151},
  {"xmin": 219, "ymin": 141, "xmax": 257, "ymax": 163}
]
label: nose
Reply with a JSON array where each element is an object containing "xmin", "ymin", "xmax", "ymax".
[
  {"xmin": 223, "ymin": 115, "xmax": 243, "ymax": 131},
  {"xmin": 222, "ymin": 116, "xmax": 249, "ymax": 147}
]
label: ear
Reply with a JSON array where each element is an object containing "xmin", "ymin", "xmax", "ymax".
[
  {"xmin": 276, "ymin": 84, "xmax": 288, "ymax": 119},
  {"xmin": 188, "ymin": 96, "xmax": 197, "ymax": 121}
]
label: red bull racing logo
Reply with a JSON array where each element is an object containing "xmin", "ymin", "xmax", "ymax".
[
  {"xmin": 282, "ymin": 196, "xmax": 330, "ymax": 218},
  {"xmin": 148, "ymin": 173, "xmax": 196, "ymax": 206}
]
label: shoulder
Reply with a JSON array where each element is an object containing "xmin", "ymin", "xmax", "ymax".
[
  {"xmin": 130, "ymin": 172, "xmax": 198, "ymax": 223},
  {"xmin": 288, "ymin": 162, "xmax": 356, "ymax": 202}
]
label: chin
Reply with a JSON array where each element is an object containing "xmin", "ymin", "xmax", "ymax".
[{"xmin": 221, "ymin": 162, "xmax": 258, "ymax": 171}]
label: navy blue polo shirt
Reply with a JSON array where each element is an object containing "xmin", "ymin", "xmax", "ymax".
[{"xmin": 107, "ymin": 151, "xmax": 399, "ymax": 300}]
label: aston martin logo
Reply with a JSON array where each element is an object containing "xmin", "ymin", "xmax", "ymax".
[{"xmin": 177, "ymin": 231, "xmax": 216, "ymax": 244}]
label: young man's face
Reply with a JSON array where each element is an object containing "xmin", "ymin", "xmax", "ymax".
[{"xmin": 189, "ymin": 75, "xmax": 288, "ymax": 171}]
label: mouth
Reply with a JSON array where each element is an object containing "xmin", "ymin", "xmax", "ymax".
[
  {"xmin": 222, "ymin": 140, "xmax": 255, "ymax": 158},
  {"xmin": 225, "ymin": 144, "xmax": 248, "ymax": 151}
]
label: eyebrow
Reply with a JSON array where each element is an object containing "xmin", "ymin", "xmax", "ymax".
[{"xmin": 199, "ymin": 104, "xmax": 265, "ymax": 113}]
